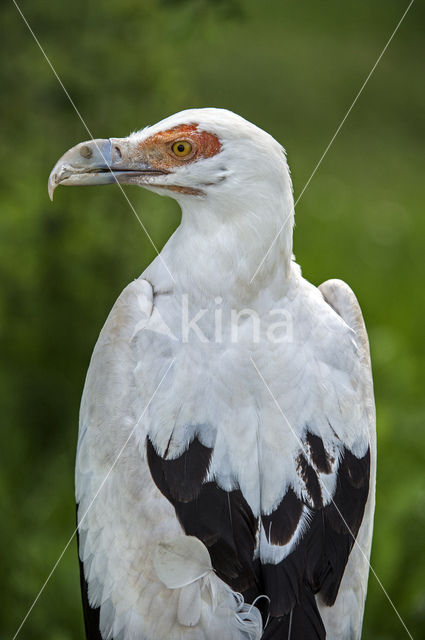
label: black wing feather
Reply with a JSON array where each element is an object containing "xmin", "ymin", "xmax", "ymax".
[
  {"xmin": 261, "ymin": 443, "xmax": 370, "ymax": 621},
  {"xmin": 146, "ymin": 434, "xmax": 260, "ymax": 593},
  {"xmin": 261, "ymin": 585, "xmax": 326, "ymax": 640}
]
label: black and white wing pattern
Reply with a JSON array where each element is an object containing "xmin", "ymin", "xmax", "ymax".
[
  {"xmin": 146, "ymin": 432, "xmax": 370, "ymax": 639},
  {"xmin": 76, "ymin": 276, "xmax": 375, "ymax": 640},
  {"xmin": 144, "ymin": 278, "xmax": 375, "ymax": 640}
]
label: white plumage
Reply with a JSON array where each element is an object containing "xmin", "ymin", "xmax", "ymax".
[{"xmin": 49, "ymin": 108, "xmax": 376, "ymax": 640}]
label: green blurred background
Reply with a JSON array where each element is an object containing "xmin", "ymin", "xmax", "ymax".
[{"xmin": 1, "ymin": 0, "xmax": 424, "ymax": 638}]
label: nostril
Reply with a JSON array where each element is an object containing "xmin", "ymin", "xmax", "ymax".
[
  {"xmin": 114, "ymin": 145, "xmax": 122, "ymax": 161},
  {"xmin": 80, "ymin": 145, "xmax": 93, "ymax": 159}
]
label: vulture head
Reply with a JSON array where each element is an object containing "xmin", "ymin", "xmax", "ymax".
[
  {"xmin": 49, "ymin": 108, "xmax": 292, "ymax": 206},
  {"xmin": 48, "ymin": 108, "xmax": 295, "ymax": 286}
]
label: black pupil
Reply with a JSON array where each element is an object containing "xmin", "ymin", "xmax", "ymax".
[{"xmin": 177, "ymin": 143, "xmax": 185, "ymax": 153}]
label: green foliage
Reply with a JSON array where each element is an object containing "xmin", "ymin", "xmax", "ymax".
[{"xmin": 0, "ymin": 1, "xmax": 424, "ymax": 638}]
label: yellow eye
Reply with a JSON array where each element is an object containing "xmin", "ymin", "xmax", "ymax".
[{"xmin": 172, "ymin": 141, "xmax": 192, "ymax": 157}]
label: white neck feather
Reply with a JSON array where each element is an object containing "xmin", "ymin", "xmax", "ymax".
[
  {"xmin": 145, "ymin": 180, "xmax": 295, "ymax": 306},
  {"xmin": 140, "ymin": 113, "xmax": 297, "ymax": 306}
]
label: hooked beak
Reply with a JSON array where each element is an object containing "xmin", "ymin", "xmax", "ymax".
[{"xmin": 48, "ymin": 137, "xmax": 169, "ymax": 200}]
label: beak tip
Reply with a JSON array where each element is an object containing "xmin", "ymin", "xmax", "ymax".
[{"xmin": 48, "ymin": 175, "xmax": 56, "ymax": 201}]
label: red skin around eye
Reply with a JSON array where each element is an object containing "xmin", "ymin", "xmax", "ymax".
[
  {"xmin": 139, "ymin": 124, "xmax": 222, "ymax": 166},
  {"xmin": 132, "ymin": 124, "xmax": 222, "ymax": 195}
]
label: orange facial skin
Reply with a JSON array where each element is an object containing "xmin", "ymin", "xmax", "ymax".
[
  {"xmin": 138, "ymin": 124, "xmax": 222, "ymax": 172},
  {"xmin": 126, "ymin": 124, "xmax": 223, "ymax": 196}
]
